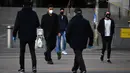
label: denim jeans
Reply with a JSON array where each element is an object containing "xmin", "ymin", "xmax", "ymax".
[{"xmin": 56, "ymin": 31, "xmax": 66, "ymax": 53}]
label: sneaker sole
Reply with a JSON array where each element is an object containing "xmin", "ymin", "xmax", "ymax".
[
  {"xmin": 62, "ymin": 53, "xmax": 67, "ymax": 55},
  {"xmin": 19, "ymin": 72, "xmax": 25, "ymax": 73}
]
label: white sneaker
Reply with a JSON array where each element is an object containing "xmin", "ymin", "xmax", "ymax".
[{"xmin": 62, "ymin": 51, "xmax": 67, "ymax": 55}]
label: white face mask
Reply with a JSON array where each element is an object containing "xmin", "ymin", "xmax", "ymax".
[{"xmin": 49, "ymin": 10, "xmax": 53, "ymax": 14}]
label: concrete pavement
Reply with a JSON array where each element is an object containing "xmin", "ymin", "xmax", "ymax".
[
  {"xmin": 0, "ymin": 36, "xmax": 130, "ymax": 73},
  {"xmin": 0, "ymin": 49, "xmax": 130, "ymax": 73}
]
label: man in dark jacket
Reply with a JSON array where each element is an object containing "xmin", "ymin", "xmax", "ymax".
[
  {"xmin": 98, "ymin": 12, "xmax": 115, "ymax": 63},
  {"xmin": 56, "ymin": 8, "xmax": 68, "ymax": 56},
  {"xmin": 41, "ymin": 4, "xmax": 60, "ymax": 64},
  {"xmin": 66, "ymin": 8, "xmax": 94, "ymax": 73},
  {"xmin": 12, "ymin": 0, "xmax": 40, "ymax": 73}
]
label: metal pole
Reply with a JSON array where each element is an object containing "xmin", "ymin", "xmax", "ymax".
[
  {"xmin": 107, "ymin": 0, "xmax": 110, "ymax": 12},
  {"xmin": 119, "ymin": 7, "xmax": 121, "ymax": 20},
  {"xmin": 96, "ymin": 0, "xmax": 99, "ymax": 25},
  {"xmin": 94, "ymin": 0, "xmax": 99, "ymax": 46},
  {"xmin": 32, "ymin": 0, "xmax": 37, "ymax": 7},
  {"xmin": 7, "ymin": 25, "xmax": 13, "ymax": 48}
]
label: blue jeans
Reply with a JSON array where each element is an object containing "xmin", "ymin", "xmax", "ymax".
[{"xmin": 56, "ymin": 31, "xmax": 66, "ymax": 53}]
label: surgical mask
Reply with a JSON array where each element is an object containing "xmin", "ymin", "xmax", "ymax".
[{"xmin": 49, "ymin": 10, "xmax": 53, "ymax": 14}]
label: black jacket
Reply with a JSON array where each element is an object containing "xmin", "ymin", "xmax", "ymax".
[
  {"xmin": 66, "ymin": 14, "xmax": 94, "ymax": 49},
  {"xmin": 13, "ymin": 7, "xmax": 40, "ymax": 41},
  {"xmin": 58, "ymin": 14, "xmax": 68, "ymax": 32},
  {"xmin": 98, "ymin": 18, "xmax": 115, "ymax": 37},
  {"xmin": 41, "ymin": 13, "xmax": 59, "ymax": 40}
]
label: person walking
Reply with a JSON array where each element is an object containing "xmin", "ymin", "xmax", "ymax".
[
  {"xmin": 12, "ymin": 0, "xmax": 40, "ymax": 73},
  {"xmin": 98, "ymin": 11, "xmax": 115, "ymax": 63},
  {"xmin": 56, "ymin": 8, "xmax": 68, "ymax": 55},
  {"xmin": 41, "ymin": 4, "xmax": 60, "ymax": 64},
  {"xmin": 66, "ymin": 8, "xmax": 94, "ymax": 73}
]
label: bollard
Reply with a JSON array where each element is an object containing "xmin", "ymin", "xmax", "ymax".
[
  {"xmin": 128, "ymin": 21, "xmax": 130, "ymax": 27},
  {"xmin": 7, "ymin": 25, "xmax": 13, "ymax": 48}
]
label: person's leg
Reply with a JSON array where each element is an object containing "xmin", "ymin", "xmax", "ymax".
[
  {"xmin": 72, "ymin": 50, "xmax": 79, "ymax": 73},
  {"xmin": 45, "ymin": 37, "xmax": 56, "ymax": 64},
  {"xmin": 107, "ymin": 36, "xmax": 113, "ymax": 63},
  {"xmin": 56, "ymin": 35, "xmax": 62, "ymax": 60},
  {"xmin": 19, "ymin": 40, "xmax": 26, "ymax": 69},
  {"xmin": 60, "ymin": 34, "xmax": 63, "ymax": 51},
  {"xmin": 18, "ymin": 40, "xmax": 26, "ymax": 72},
  {"xmin": 44, "ymin": 39, "xmax": 49, "ymax": 61},
  {"xmin": 56, "ymin": 36, "xmax": 61, "ymax": 52},
  {"xmin": 28, "ymin": 41, "xmax": 37, "ymax": 71},
  {"xmin": 45, "ymin": 45, "xmax": 54, "ymax": 61},
  {"xmin": 61, "ymin": 31, "xmax": 67, "ymax": 55},
  {"xmin": 100, "ymin": 37, "xmax": 107, "ymax": 61},
  {"xmin": 74, "ymin": 49, "xmax": 86, "ymax": 72}
]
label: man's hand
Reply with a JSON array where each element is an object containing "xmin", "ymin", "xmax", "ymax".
[
  {"xmin": 12, "ymin": 37, "xmax": 16, "ymax": 41},
  {"xmin": 88, "ymin": 45, "xmax": 93, "ymax": 49}
]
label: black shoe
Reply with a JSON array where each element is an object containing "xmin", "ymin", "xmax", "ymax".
[
  {"xmin": 57, "ymin": 52, "xmax": 61, "ymax": 60},
  {"xmin": 107, "ymin": 59, "xmax": 112, "ymax": 63},
  {"xmin": 32, "ymin": 67, "xmax": 37, "ymax": 73},
  {"xmin": 18, "ymin": 69, "xmax": 25, "ymax": 73},
  {"xmin": 100, "ymin": 55, "xmax": 104, "ymax": 61},
  {"xmin": 80, "ymin": 71, "xmax": 87, "ymax": 73},
  {"xmin": 44, "ymin": 52, "xmax": 48, "ymax": 61},
  {"xmin": 47, "ymin": 60, "xmax": 54, "ymax": 64},
  {"xmin": 72, "ymin": 66, "xmax": 78, "ymax": 73}
]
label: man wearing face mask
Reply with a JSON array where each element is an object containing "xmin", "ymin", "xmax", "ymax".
[
  {"xmin": 41, "ymin": 4, "xmax": 60, "ymax": 64},
  {"xmin": 98, "ymin": 12, "xmax": 115, "ymax": 63},
  {"xmin": 56, "ymin": 8, "xmax": 68, "ymax": 57}
]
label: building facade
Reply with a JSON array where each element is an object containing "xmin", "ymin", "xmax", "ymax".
[
  {"xmin": 0, "ymin": 0, "xmax": 108, "ymax": 8},
  {"xmin": 109, "ymin": 0, "xmax": 130, "ymax": 16}
]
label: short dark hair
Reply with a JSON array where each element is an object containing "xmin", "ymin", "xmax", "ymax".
[
  {"xmin": 60, "ymin": 8, "xmax": 64, "ymax": 11},
  {"xmin": 23, "ymin": 0, "xmax": 33, "ymax": 7},
  {"xmin": 105, "ymin": 11, "xmax": 111, "ymax": 16},
  {"xmin": 48, "ymin": 4, "xmax": 53, "ymax": 8},
  {"xmin": 74, "ymin": 8, "xmax": 82, "ymax": 14}
]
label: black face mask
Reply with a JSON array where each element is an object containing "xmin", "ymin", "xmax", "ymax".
[
  {"xmin": 60, "ymin": 12, "xmax": 64, "ymax": 15},
  {"xmin": 105, "ymin": 14, "xmax": 110, "ymax": 18}
]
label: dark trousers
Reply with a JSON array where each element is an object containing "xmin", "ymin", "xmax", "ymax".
[
  {"xmin": 44, "ymin": 46, "xmax": 54, "ymax": 61},
  {"xmin": 72, "ymin": 49, "xmax": 86, "ymax": 72},
  {"xmin": 20, "ymin": 40, "xmax": 37, "ymax": 69},
  {"xmin": 44, "ymin": 37, "xmax": 56, "ymax": 61},
  {"xmin": 101, "ymin": 36, "xmax": 113, "ymax": 59}
]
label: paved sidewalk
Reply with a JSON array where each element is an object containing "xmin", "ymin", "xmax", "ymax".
[{"xmin": 0, "ymin": 35, "xmax": 130, "ymax": 73}]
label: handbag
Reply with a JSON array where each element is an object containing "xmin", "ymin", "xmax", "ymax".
[{"xmin": 35, "ymin": 27, "xmax": 44, "ymax": 49}]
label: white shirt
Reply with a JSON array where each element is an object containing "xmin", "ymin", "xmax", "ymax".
[
  {"xmin": 61, "ymin": 16, "xmax": 63, "ymax": 20},
  {"xmin": 104, "ymin": 19, "xmax": 111, "ymax": 36}
]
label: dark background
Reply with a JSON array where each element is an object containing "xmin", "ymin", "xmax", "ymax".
[{"xmin": 0, "ymin": 0, "xmax": 108, "ymax": 8}]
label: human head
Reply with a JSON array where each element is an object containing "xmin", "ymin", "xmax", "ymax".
[
  {"xmin": 74, "ymin": 8, "xmax": 82, "ymax": 14},
  {"xmin": 105, "ymin": 11, "xmax": 111, "ymax": 19},
  {"xmin": 23, "ymin": 0, "xmax": 33, "ymax": 7},
  {"xmin": 48, "ymin": 4, "xmax": 54, "ymax": 15},
  {"xmin": 60, "ymin": 8, "xmax": 64, "ymax": 15}
]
